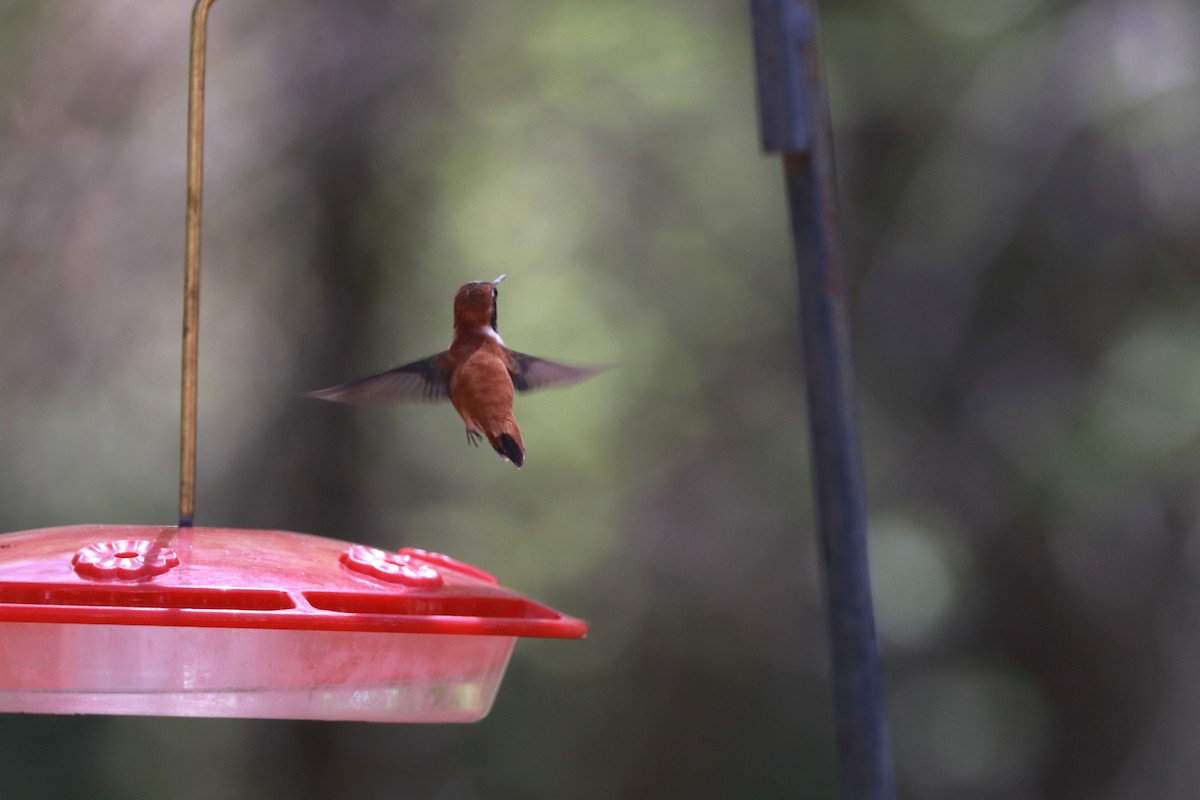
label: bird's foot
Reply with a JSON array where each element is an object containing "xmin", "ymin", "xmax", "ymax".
[{"xmin": 465, "ymin": 429, "xmax": 483, "ymax": 447}]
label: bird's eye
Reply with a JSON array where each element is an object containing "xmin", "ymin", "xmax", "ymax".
[{"xmin": 491, "ymin": 288, "xmax": 498, "ymax": 298}]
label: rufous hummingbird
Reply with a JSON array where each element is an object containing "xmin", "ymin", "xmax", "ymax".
[{"xmin": 306, "ymin": 275, "xmax": 604, "ymax": 468}]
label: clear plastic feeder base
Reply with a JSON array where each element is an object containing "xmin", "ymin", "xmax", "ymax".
[
  {"xmin": 0, "ymin": 525, "xmax": 586, "ymax": 722},
  {"xmin": 0, "ymin": 624, "xmax": 516, "ymax": 721}
]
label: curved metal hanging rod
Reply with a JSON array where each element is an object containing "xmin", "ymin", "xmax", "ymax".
[{"xmin": 179, "ymin": 0, "xmax": 217, "ymax": 527}]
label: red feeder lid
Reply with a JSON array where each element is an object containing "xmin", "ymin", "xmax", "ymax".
[{"xmin": 0, "ymin": 524, "xmax": 586, "ymax": 722}]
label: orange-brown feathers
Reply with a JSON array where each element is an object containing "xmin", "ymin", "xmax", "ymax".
[{"xmin": 306, "ymin": 274, "xmax": 602, "ymax": 469}]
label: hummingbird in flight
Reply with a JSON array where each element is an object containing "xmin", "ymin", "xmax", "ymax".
[{"xmin": 306, "ymin": 274, "xmax": 604, "ymax": 468}]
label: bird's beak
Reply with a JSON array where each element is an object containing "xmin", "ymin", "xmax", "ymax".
[{"xmin": 492, "ymin": 274, "xmax": 507, "ymax": 285}]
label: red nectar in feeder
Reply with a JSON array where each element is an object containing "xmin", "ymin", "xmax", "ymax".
[
  {"xmin": 307, "ymin": 274, "xmax": 605, "ymax": 468},
  {"xmin": 0, "ymin": 524, "xmax": 586, "ymax": 722}
]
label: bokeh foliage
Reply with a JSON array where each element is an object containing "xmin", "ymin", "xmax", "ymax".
[{"xmin": 0, "ymin": 0, "xmax": 1197, "ymax": 797}]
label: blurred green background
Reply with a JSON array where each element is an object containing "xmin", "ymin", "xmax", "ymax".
[{"xmin": 0, "ymin": 0, "xmax": 1197, "ymax": 797}]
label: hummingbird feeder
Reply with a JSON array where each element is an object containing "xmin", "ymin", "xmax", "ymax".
[{"xmin": 0, "ymin": 0, "xmax": 586, "ymax": 722}]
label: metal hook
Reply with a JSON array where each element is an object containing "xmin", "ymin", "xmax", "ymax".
[{"xmin": 179, "ymin": 0, "xmax": 218, "ymax": 527}]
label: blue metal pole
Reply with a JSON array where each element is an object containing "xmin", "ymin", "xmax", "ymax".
[{"xmin": 749, "ymin": 2, "xmax": 895, "ymax": 797}]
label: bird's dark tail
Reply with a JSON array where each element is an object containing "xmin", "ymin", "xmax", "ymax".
[
  {"xmin": 486, "ymin": 418, "xmax": 525, "ymax": 468},
  {"xmin": 497, "ymin": 434, "xmax": 524, "ymax": 467}
]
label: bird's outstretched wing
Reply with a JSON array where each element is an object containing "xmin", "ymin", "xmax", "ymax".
[
  {"xmin": 305, "ymin": 353, "xmax": 451, "ymax": 405},
  {"xmin": 506, "ymin": 351, "xmax": 607, "ymax": 393}
]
